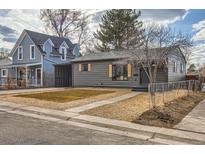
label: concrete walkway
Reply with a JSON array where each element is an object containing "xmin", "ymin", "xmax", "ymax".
[
  {"xmin": 65, "ymin": 92, "xmax": 140, "ymax": 113},
  {"xmin": 175, "ymin": 99, "xmax": 205, "ymax": 133},
  {"xmin": 0, "ymin": 87, "xmax": 67, "ymax": 95}
]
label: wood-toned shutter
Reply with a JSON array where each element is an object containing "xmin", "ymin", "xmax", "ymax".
[
  {"xmin": 128, "ymin": 63, "xmax": 132, "ymax": 78},
  {"xmin": 108, "ymin": 64, "xmax": 112, "ymax": 78},
  {"xmin": 79, "ymin": 64, "xmax": 82, "ymax": 72},
  {"xmin": 88, "ymin": 64, "xmax": 92, "ymax": 72}
]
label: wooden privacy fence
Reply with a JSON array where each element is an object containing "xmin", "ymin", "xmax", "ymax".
[{"xmin": 148, "ymin": 80, "xmax": 200, "ymax": 109}]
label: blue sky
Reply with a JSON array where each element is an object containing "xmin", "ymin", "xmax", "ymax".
[{"xmin": 0, "ymin": 9, "xmax": 205, "ymax": 66}]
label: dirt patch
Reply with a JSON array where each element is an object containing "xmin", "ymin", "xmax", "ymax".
[
  {"xmin": 0, "ymin": 88, "xmax": 130, "ymax": 110},
  {"xmin": 134, "ymin": 93, "xmax": 205, "ymax": 128}
]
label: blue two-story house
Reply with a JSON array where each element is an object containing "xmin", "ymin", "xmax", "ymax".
[{"xmin": 0, "ymin": 29, "xmax": 80, "ymax": 88}]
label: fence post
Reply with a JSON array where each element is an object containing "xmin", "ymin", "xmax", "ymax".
[
  {"xmin": 188, "ymin": 80, "xmax": 191, "ymax": 95},
  {"xmin": 148, "ymin": 84, "xmax": 152, "ymax": 109},
  {"xmin": 162, "ymin": 83, "xmax": 165, "ymax": 104}
]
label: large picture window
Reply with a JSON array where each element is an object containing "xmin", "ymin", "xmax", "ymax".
[{"xmin": 112, "ymin": 64, "xmax": 128, "ymax": 81}]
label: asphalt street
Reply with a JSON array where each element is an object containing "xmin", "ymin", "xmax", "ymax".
[{"xmin": 0, "ymin": 110, "xmax": 156, "ymax": 145}]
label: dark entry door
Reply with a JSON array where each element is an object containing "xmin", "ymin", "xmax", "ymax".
[
  {"xmin": 55, "ymin": 65, "xmax": 72, "ymax": 87},
  {"xmin": 140, "ymin": 68, "xmax": 149, "ymax": 85}
]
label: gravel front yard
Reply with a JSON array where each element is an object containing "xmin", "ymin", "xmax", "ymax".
[{"xmin": 82, "ymin": 90, "xmax": 200, "ymax": 124}]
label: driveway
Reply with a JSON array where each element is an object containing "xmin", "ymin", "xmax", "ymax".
[
  {"xmin": 175, "ymin": 99, "xmax": 205, "ymax": 133},
  {"xmin": 0, "ymin": 111, "xmax": 155, "ymax": 145}
]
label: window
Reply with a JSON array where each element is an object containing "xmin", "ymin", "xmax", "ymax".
[
  {"xmin": 18, "ymin": 46, "xmax": 23, "ymax": 60},
  {"xmin": 30, "ymin": 45, "xmax": 35, "ymax": 60},
  {"xmin": 82, "ymin": 64, "xmax": 88, "ymax": 71},
  {"xmin": 180, "ymin": 63, "xmax": 184, "ymax": 73},
  {"xmin": 112, "ymin": 64, "xmax": 128, "ymax": 81},
  {"xmin": 173, "ymin": 61, "xmax": 177, "ymax": 73},
  {"xmin": 1, "ymin": 69, "xmax": 7, "ymax": 77},
  {"xmin": 61, "ymin": 47, "xmax": 66, "ymax": 61}
]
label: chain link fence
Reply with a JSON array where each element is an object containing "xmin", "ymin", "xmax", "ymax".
[{"xmin": 148, "ymin": 80, "xmax": 200, "ymax": 109}]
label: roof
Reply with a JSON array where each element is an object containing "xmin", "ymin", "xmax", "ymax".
[
  {"xmin": 72, "ymin": 47, "xmax": 186, "ymax": 63},
  {"xmin": 186, "ymin": 71, "xmax": 200, "ymax": 76},
  {"xmin": 0, "ymin": 57, "xmax": 12, "ymax": 67},
  {"xmin": 10, "ymin": 29, "xmax": 77, "ymax": 57},
  {"xmin": 25, "ymin": 30, "xmax": 73, "ymax": 48},
  {"xmin": 72, "ymin": 51, "xmax": 128, "ymax": 62}
]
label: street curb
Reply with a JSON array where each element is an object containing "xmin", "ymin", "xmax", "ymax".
[{"xmin": 0, "ymin": 101, "xmax": 205, "ymax": 144}]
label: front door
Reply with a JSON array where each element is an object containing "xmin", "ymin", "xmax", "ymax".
[
  {"xmin": 140, "ymin": 68, "xmax": 149, "ymax": 85},
  {"xmin": 55, "ymin": 65, "xmax": 72, "ymax": 87},
  {"xmin": 36, "ymin": 68, "xmax": 41, "ymax": 85}
]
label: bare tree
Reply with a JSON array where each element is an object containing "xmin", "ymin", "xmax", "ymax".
[
  {"xmin": 124, "ymin": 24, "xmax": 192, "ymax": 108},
  {"xmin": 128, "ymin": 24, "xmax": 192, "ymax": 84},
  {"xmin": 40, "ymin": 9, "xmax": 92, "ymax": 50}
]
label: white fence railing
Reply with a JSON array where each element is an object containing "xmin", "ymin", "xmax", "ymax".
[{"xmin": 0, "ymin": 78, "xmax": 42, "ymax": 89}]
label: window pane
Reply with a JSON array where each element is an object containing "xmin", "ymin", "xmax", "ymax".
[
  {"xmin": 31, "ymin": 46, "xmax": 35, "ymax": 58},
  {"xmin": 112, "ymin": 64, "xmax": 128, "ymax": 81},
  {"xmin": 62, "ymin": 49, "xmax": 65, "ymax": 59},
  {"xmin": 19, "ymin": 47, "xmax": 22, "ymax": 59},
  {"xmin": 82, "ymin": 64, "xmax": 88, "ymax": 71}
]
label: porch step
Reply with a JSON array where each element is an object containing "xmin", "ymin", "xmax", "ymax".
[{"xmin": 132, "ymin": 86, "xmax": 148, "ymax": 92}]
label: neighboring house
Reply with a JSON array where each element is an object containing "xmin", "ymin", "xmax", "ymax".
[
  {"xmin": 0, "ymin": 57, "xmax": 12, "ymax": 87},
  {"xmin": 0, "ymin": 29, "xmax": 80, "ymax": 88},
  {"xmin": 72, "ymin": 49, "xmax": 186, "ymax": 88}
]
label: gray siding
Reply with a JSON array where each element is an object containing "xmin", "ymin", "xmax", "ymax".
[
  {"xmin": 43, "ymin": 58, "xmax": 55, "ymax": 87},
  {"xmin": 168, "ymin": 51, "xmax": 186, "ymax": 82},
  {"xmin": 43, "ymin": 41, "xmax": 52, "ymax": 54},
  {"xmin": 12, "ymin": 34, "xmax": 42, "ymax": 64},
  {"xmin": 156, "ymin": 67, "xmax": 168, "ymax": 83},
  {"xmin": 73, "ymin": 60, "xmax": 139, "ymax": 88}
]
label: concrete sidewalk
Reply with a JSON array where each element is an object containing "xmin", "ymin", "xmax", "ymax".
[
  {"xmin": 0, "ymin": 88, "xmax": 67, "ymax": 95},
  {"xmin": 175, "ymin": 99, "xmax": 205, "ymax": 133},
  {"xmin": 66, "ymin": 92, "xmax": 140, "ymax": 113},
  {"xmin": 1, "ymin": 100, "xmax": 205, "ymax": 144}
]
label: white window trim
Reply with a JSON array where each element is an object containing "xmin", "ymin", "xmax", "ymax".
[
  {"xmin": 61, "ymin": 47, "xmax": 67, "ymax": 61},
  {"xmin": 30, "ymin": 45, "xmax": 35, "ymax": 60},
  {"xmin": 43, "ymin": 38, "xmax": 54, "ymax": 52},
  {"xmin": 18, "ymin": 46, "xmax": 23, "ymax": 60},
  {"xmin": 1, "ymin": 69, "xmax": 8, "ymax": 77},
  {"xmin": 60, "ymin": 41, "xmax": 69, "ymax": 49}
]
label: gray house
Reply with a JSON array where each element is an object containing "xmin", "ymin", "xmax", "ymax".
[
  {"xmin": 0, "ymin": 29, "xmax": 80, "ymax": 88},
  {"xmin": 72, "ymin": 49, "xmax": 186, "ymax": 88}
]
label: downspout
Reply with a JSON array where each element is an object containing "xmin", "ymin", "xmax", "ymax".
[{"xmin": 41, "ymin": 55, "xmax": 44, "ymax": 87}]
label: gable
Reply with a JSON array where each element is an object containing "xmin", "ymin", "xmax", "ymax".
[
  {"xmin": 168, "ymin": 48, "xmax": 186, "ymax": 64},
  {"xmin": 10, "ymin": 30, "xmax": 43, "ymax": 58}
]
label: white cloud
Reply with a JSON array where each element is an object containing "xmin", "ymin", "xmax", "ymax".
[
  {"xmin": 0, "ymin": 9, "xmax": 190, "ymax": 51},
  {"xmin": 190, "ymin": 19, "xmax": 205, "ymax": 66},
  {"xmin": 0, "ymin": 10, "xmax": 44, "ymax": 49},
  {"xmin": 192, "ymin": 19, "xmax": 205, "ymax": 42},
  {"xmin": 140, "ymin": 9, "xmax": 189, "ymax": 26}
]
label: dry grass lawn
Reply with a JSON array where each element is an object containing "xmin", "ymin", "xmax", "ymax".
[
  {"xmin": 82, "ymin": 90, "xmax": 196, "ymax": 122},
  {"xmin": 0, "ymin": 88, "xmax": 130, "ymax": 110},
  {"xmin": 15, "ymin": 89, "xmax": 114, "ymax": 102}
]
